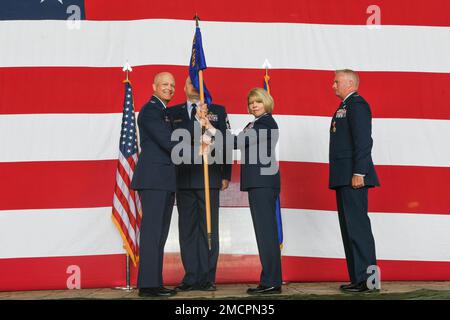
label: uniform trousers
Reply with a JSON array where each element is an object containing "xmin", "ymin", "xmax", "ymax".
[
  {"xmin": 137, "ymin": 189, "xmax": 175, "ymax": 288},
  {"xmin": 176, "ymin": 189, "xmax": 220, "ymax": 285},
  {"xmin": 336, "ymin": 186, "xmax": 377, "ymax": 284},
  {"xmin": 248, "ymin": 187, "xmax": 282, "ymax": 287}
]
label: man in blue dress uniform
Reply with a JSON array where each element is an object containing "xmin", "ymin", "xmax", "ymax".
[
  {"xmin": 329, "ymin": 69, "xmax": 380, "ymax": 293},
  {"xmin": 168, "ymin": 76, "xmax": 232, "ymax": 292},
  {"xmin": 131, "ymin": 72, "xmax": 178, "ymax": 297}
]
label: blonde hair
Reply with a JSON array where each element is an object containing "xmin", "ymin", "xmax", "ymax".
[{"xmin": 247, "ymin": 88, "xmax": 274, "ymax": 114}]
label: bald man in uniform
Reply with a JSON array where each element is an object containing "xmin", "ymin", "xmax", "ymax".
[
  {"xmin": 131, "ymin": 72, "xmax": 178, "ymax": 297},
  {"xmin": 329, "ymin": 69, "xmax": 380, "ymax": 293}
]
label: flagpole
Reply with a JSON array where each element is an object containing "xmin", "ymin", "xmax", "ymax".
[
  {"xmin": 195, "ymin": 15, "xmax": 213, "ymax": 251},
  {"xmin": 264, "ymin": 69, "xmax": 270, "ymax": 95},
  {"xmin": 262, "ymin": 60, "xmax": 287, "ymax": 284},
  {"xmin": 114, "ymin": 63, "xmax": 135, "ymax": 292}
]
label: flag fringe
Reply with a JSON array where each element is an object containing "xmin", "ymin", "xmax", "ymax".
[{"xmin": 111, "ymin": 215, "xmax": 139, "ymax": 267}]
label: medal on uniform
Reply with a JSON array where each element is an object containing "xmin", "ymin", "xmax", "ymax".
[{"xmin": 331, "ymin": 121, "xmax": 336, "ymax": 133}]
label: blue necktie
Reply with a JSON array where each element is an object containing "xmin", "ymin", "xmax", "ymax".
[{"xmin": 190, "ymin": 103, "xmax": 197, "ymax": 120}]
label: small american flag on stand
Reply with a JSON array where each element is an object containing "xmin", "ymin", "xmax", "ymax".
[{"xmin": 111, "ymin": 79, "xmax": 142, "ymax": 267}]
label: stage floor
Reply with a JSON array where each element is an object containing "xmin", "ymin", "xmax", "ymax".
[{"xmin": 1, "ymin": 282, "xmax": 450, "ymax": 300}]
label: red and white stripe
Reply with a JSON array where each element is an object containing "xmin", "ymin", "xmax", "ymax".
[
  {"xmin": 1, "ymin": 0, "xmax": 450, "ymax": 290},
  {"xmin": 111, "ymin": 151, "xmax": 141, "ymax": 266}
]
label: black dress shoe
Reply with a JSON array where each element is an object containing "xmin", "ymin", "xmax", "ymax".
[
  {"xmin": 138, "ymin": 287, "xmax": 177, "ymax": 297},
  {"xmin": 199, "ymin": 282, "xmax": 217, "ymax": 291},
  {"xmin": 247, "ymin": 285, "xmax": 282, "ymax": 295},
  {"xmin": 339, "ymin": 283, "xmax": 356, "ymax": 290},
  {"xmin": 175, "ymin": 283, "xmax": 198, "ymax": 292},
  {"xmin": 341, "ymin": 282, "xmax": 379, "ymax": 293},
  {"xmin": 159, "ymin": 287, "xmax": 177, "ymax": 295}
]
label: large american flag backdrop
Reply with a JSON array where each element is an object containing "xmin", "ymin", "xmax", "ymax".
[{"xmin": 1, "ymin": 0, "xmax": 450, "ymax": 291}]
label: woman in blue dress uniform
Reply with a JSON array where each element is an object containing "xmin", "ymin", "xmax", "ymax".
[{"xmin": 201, "ymin": 88, "xmax": 282, "ymax": 295}]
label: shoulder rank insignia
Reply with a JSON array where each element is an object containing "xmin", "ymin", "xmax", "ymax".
[{"xmin": 244, "ymin": 121, "xmax": 254, "ymax": 132}]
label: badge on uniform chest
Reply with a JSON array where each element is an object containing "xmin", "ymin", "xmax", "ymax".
[
  {"xmin": 335, "ymin": 108, "xmax": 347, "ymax": 119},
  {"xmin": 207, "ymin": 112, "xmax": 218, "ymax": 122},
  {"xmin": 164, "ymin": 115, "xmax": 171, "ymax": 123}
]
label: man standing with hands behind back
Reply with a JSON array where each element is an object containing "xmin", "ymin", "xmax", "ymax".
[
  {"xmin": 131, "ymin": 72, "xmax": 178, "ymax": 297},
  {"xmin": 329, "ymin": 69, "xmax": 380, "ymax": 293}
]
